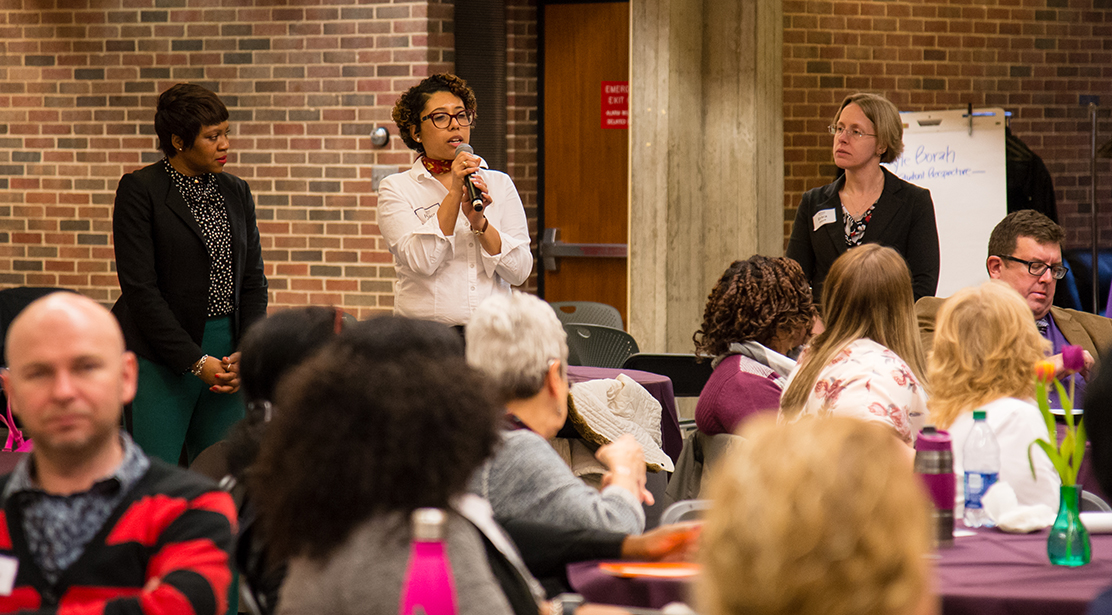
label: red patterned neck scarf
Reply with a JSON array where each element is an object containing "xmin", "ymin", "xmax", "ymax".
[{"xmin": 420, "ymin": 155, "xmax": 452, "ymax": 175}]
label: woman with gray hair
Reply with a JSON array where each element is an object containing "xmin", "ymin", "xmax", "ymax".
[{"xmin": 466, "ymin": 291, "xmax": 651, "ymax": 535}]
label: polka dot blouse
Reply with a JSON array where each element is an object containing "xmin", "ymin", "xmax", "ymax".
[{"xmin": 164, "ymin": 159, "xmax": 235, "ymax": 317}]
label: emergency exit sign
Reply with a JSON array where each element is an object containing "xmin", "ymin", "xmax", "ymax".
[{"xmin": 601, "ymin": 81, "xmax": 628, "ymax": 129}]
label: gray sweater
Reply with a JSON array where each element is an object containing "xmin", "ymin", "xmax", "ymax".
[
  {"xmin": 469, "ymin": 429, "xmax": 645, "ymax": 535},
  {"xmin": 276, "ymin": 512, "xmax": 514, "ymax": 615}
]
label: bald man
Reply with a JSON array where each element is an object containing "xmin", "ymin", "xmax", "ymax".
[{"xmin": 0, "ymin": 293, "xmax": 235, "ymax": 614}]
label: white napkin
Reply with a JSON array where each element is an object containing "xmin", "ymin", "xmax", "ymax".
[
  {"xmin": 1080, "ymin": 512, "xmax": 1112, "ymax": 533},
  {"xmin": 983, "ymin": 482, "xmax": 1056, "ymax": 533}
]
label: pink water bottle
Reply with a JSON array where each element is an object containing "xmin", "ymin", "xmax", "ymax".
[
  {"xmin": 399, "ymin": 508, "xmax": 457, "ymax": 615},
  {"xmin": 914, "ymin": 426, "xmax": 955, "ymax": 548}
]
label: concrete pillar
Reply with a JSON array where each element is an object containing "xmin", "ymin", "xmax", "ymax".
[{"xmin": 629, "ymin": 0, "xmax": 783, "ymax": 353}]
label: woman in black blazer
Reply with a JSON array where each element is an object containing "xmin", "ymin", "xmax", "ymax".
[
  {"xmin": 787, "ymin": 93, "xmax": 939, "ymax": 302},
  {"xmin": 112, "ymin": 83, "xmax": 267, "ymax": 464}
]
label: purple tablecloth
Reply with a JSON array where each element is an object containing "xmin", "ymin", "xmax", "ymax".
[
  {"xmin": 938, "ymin": 528, "xmax": 1112, "ymax": 615},
  {"xmin": 567, "ymin": 366, "xmax": 682, "ymax": 464},
  {"xmin": 567, "ymin": 560, "xmax": 692, "ymax": 609},
  {"xmin": 569, "ymin": 530, "xmax": 1112, "ymax": 613}
]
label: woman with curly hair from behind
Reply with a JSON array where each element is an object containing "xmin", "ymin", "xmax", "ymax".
[
  {"xmin": 252, "ymin": 316, "xmax": 539, "ymax": 615},
  {"xmin": 377, "ymin": 73, "xmax": 532, "ymax": 328},
  {"xmin": 692, "ymin": 255, "xmax": 816, "ymax": 435}
]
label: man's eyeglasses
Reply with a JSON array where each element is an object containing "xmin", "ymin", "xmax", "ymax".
[
  {"xmin": 998, "ymin": 255, "xmax": 1069, "ymax": 280},
  {"xmin": 828, "ymin": 125, "xmax": 876, "ymax": 139},
  {"xmin": 421, "ymin": 110, "xmax": 476, "ymax": 129}
]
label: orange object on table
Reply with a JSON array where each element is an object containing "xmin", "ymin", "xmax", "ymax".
[{"xmin": 598, "ymin": 562, "xmax": 701, "ymax": 579}]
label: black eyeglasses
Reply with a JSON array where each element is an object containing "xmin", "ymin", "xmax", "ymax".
[
  {"xmin": 998, "ymin": 255, "xmax": 1069, "ymax": 279},
  {"xmin": 420, "ymin": 110, "xmax": 476, "ymax": 129}
]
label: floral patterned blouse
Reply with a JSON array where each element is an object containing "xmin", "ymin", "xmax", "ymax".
[
  {"xmin": 843, "ymin": 201, "xmax": 876, "ymax": 247},
  {"xmin": 781, "ymin": 338, "xmax": 928, "ymax": 446}
]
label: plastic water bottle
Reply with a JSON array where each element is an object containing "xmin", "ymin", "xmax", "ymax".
[
  {"xmin": 399, "ymin": 508, "xmax": 457, "ymax": 615},
  {"xmin": 963, "ymin": 410, "xmax": 1000, "ymax": 528}
]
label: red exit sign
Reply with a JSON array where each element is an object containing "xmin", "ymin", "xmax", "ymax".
[{"xmin": 601, "ymin": 81, "xmax": 628, "ymax": 129}]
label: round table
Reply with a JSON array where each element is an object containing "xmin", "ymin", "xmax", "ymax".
[{"xmin": 568, "ymin": 528, "xmax": 1112, "ymax": 614}]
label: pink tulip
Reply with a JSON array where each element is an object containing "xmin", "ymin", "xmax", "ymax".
[{"xmin": 1062, "ymin": 345, "xmax": 1084, "ymax": 374}]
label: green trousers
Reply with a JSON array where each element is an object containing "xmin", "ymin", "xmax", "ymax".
[{"xmin": 131, "ymin": 317, "xmax": 245, "ymax": 465}]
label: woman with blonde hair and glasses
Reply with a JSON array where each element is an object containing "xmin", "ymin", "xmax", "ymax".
[
  {"xmin": 780, "ymin": 244, "xmax": 929, "ymax": 446},
  {"xmin": 927, "ymin": 280, "xmax": 1059, "ymax": 509},
  {"xmin": 699, "ymin": 415, "xmax": 934, "ymax": 615},
  {"xmin": 787, "ymin": 92, "xmax": 939, "ymax": 301}
]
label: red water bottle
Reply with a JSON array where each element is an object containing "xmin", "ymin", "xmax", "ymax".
[{"xmin": 399, "ymin": 508, "xmax": 457, "ymax": 615}]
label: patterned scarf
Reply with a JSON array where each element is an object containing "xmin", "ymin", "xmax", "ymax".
[
  {"xmin": 420, "ymin": 155, "xmax": 452, "ymax": 175},
  {"xmin": 721, "ymin": 341, "xmax": 798, "ymax": 388}
]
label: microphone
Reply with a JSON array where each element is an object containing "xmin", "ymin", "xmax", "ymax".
[{"xmin": 454, "ymin": 143, "xmax": 484, "ymax": 212}]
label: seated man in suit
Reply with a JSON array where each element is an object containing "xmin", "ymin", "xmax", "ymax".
[
  {"xmin": 0, "ymin": 292, "xmax": 235, "ymax": 614},
  {"xmin": 917, "ymin": 210, "xmax": 1112, "ymax": 402}
]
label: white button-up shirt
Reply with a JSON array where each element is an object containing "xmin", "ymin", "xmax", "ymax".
[{"xmin": 378, "ymin": 158, "xmax": 533, "ymax": 325}]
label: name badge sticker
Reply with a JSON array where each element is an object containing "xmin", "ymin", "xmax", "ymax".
[
  {"xmin": 0, "ymin": 554, "xmax": 18, "ymax": 596},
  {"xmin": 812, "ymin": 208, "xmax": 836, "ymax": 231},
  {"xmin": 414, "ymin": 202, "xmax": 439, "ymax": 224}
]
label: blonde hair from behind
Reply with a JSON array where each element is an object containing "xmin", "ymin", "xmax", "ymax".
[
  {"xmin": 781, "ymin": 244, "xmax": 928, "ymax": 418},
  {"xmin": 927, "ymin": 280, "xmax": 1049, "ymax": 429},
  {"xmin": 699, "ymin": 415, "xmax": 931, "ymax": 615}
]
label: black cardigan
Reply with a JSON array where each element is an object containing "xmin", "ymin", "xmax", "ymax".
[{"xmin": 786, "ymin": 167, "xmax": 940, "ymax": 301}]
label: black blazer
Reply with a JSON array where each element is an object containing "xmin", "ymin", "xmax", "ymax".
[
  {"xmin": 112, "ymin": 161, "xmax": 268, "ymax": 373},
  {"xmin": 787, "ymin": 167, "xmax": 940, "ymax": 301}
]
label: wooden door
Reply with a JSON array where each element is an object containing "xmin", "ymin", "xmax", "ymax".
[{"xmin": 541, "ymin": 2, "xmax": 630, "ymax": 326}]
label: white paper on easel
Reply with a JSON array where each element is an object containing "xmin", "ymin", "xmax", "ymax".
[{"xmin": 883, "ymin": 108, "xmax": 1007, "ymax": 298}]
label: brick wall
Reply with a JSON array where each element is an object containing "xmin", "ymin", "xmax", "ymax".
[
  {"xmin": 505, "ymin": 0, "xmax": 539, "ymax": 291},
  {"xmin": 783, "ymin": 0, "xmax": 1112, "ymax": 251},
  {"xmin": 0, "ymin": 0, "xmax": 537, "ymax": 317}
]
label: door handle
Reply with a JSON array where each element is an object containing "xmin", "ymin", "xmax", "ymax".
[{"xmin": 539, "ymin": 228, "xmax": 628, "ymax": 272}]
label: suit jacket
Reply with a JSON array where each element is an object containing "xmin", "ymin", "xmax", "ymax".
[
  {"xmin": 787, "ymin": 167, "xmax": 940, "ymax": 301},
  {"xmin": 112, "ymin": 161, "xmax": 268, "ymax": 373},
  {"xmin": 916, "ymin": 296, "xmax": 1112, "ymax": 365}
]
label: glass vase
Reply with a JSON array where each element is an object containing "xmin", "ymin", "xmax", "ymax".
[{"xmin": 1047, "ymin": 485, "xmax": 1091, "ymax": 567}]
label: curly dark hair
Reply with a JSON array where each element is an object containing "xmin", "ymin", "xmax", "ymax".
[
  {"xmin": 693, "ymin": 255, "xmax": 817, "ymax": 358},
  {"xmin": 251, "ymin": 318, "xmax": 498, "ymax": 561},
  {"xmin": 154, "ymin": 83, "xmax": 229, "ymax": 158},
  {"xmin": 391, "ymin": 73, "xmax": 478, "ymax": 155}
]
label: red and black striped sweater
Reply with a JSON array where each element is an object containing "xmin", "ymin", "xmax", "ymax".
[{"xmin": 0, "ymin": 459, "xmax": 236, "ymax": 615}]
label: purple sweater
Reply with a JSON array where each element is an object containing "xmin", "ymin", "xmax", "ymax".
[{"xmin": 695, "ymin": 354, "xmax": 783, "ymax": 436}]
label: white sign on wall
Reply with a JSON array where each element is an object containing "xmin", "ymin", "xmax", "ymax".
[{"xmin": 883, "ymin": 107, "xmax": 1007, "ymax": 298}]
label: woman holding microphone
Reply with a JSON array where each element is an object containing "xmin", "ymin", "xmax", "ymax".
[
  {"xmin": 112, "ymin": 83, "xmax": 267, "ymax": 464},
  {"xmin": 787, "ymin": 92, "xmax": 939, "ymax": 301},
  {"xmin": 378, "ymin": 73, "xmax": 533, "ymax": 328}
]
